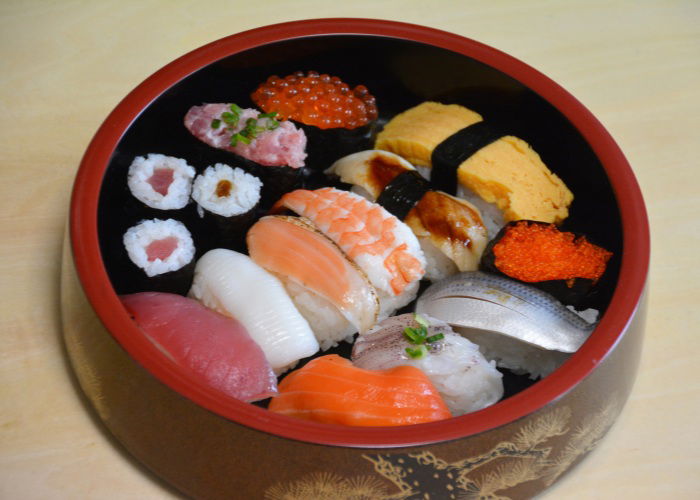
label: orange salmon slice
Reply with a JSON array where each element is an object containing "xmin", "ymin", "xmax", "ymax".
[
  {"xmin": 247, "ymin": 216, "xmax": 379, "ymax": 333},
  {"xmin": 268, "ymin": 354, "xmax": 452, "ymax": 426}
]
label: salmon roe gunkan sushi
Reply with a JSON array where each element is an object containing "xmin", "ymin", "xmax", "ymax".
[
  {"xmin": 251, "ymin": 70, "xmax": 378, "ymax": 130},
  {"xmin": 492, "ymin": 220, "xmax": 612, "ymax": 285}
]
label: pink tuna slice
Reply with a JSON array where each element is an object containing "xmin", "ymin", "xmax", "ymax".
[
  {"xmin": 145, "ymin": 236, "xmax": 179, "ymax": 262},
  {"xmin": 183, "ymin": 103, "xmax": 307, "ymax": 168},
  {"xmin": 120, "ymin": 292, "xmax": 278, "ymax": 402},
  {"xmin": 147, "ymin": 167, "xmax": 175, "ymax": 196}
]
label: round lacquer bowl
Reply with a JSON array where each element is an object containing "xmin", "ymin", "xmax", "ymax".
[{"xmin": 64, "ymin": 19, "xmax": 649, "ymax": 499}]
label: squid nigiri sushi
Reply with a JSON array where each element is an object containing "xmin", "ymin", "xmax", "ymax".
[
  {"xmin": 121, "ymin": 292, "xmax": 277, "ymax": 402},
  {"xmin": 188, "ymin": 248, "xmax": 319, "ymax": 374},
  {"xmin": 268, "ymin": 354, "xmax": 451, "ymax": 426},
  {"xmin": 272, "ymin": 187, "xmax": 426, "ymax": 318},
  {"xmin": 247, "ymin": 215, "xmax": 379, "ymax": 349}
]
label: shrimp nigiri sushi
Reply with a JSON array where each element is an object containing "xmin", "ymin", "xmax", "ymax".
[
  {"xmin": 188, "ymin": 248, "xmax": 319, "ymax": 374},
  {"xmin": 273, "ymin": 187, "xmax": 426, "ymax": 318},
  {"xmin": 327, "ymin": 150, "xmax": 489, "ymax": 281},
  {"xmin": 268, "ymin": 354, "xmax": 451, "ymax": 426},
  {"xmin": 247, "ymin": 215, "xmax": 379, "ymax": 349}
]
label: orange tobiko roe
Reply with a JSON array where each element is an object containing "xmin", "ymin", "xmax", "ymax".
[
  {"xmin": 251, "ymin": 70, "xmax": 378, "ymax": 130},
  {"xmin": 493, "ymin": 221, "xmax": 612, "ymax": 285}
]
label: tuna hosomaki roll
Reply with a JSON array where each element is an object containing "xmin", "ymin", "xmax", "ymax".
[
  {"xmin": 480, "ymin": 220, "xmax": 613, "ymax": 306},
  {"xmin": 121, "ymin": 218, "xmax": 196, "ymax": 295}
]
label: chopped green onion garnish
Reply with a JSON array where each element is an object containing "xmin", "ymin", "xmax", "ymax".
[
  {"xmin": 403, "ymin": 326, "xmax": 426, "ymax": 344},
  {"xmin": 230, "ymin": 103, "xmax": 243, "ymax": 114},
  {"xmin": 258, "ymin": 111, "xmax": 278, "ymax": 119},
  {"xmin": 426, "ymin": 333, "xmax": 445, "ymax": 343},
  {"xmin": 210, "ymin": 118, "xmax": 221, "ymax": 129},
  {"xmin": 405, "ymin": 345, "xmax": 428, "ymax": 359}
]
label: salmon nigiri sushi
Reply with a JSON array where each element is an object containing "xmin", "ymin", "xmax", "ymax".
[
  {"xmin": 247, "ymin": 216, "xmax": 379, "ymax": 350},
  {"xmin": 268, "ymin": 355, "xmax": 451, "ymax": 426},
  {"xmin": 273, "ymin": 187, "xmax": 426, "ymax": 318}
]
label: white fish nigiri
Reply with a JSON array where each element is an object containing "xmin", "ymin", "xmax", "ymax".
[
  {"xmin": 189, "ymin": 248, "xmax": 319, "ymax": 373},
  {"xmin": 352, "ymin": 313, "xmax": 503, "ymax": 416}
]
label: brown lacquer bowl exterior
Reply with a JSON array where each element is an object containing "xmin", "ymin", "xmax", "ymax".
[{"xmin": 65, "ymin": 19, "xmax": 649, "ymax": 499}]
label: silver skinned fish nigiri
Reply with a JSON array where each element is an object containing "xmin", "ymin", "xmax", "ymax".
[{"xmin": 415, "ymin": 271, "xmax": 598, "ymax": 379}]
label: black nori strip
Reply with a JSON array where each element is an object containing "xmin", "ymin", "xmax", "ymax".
[
  {"xmin": 114, "ymin": 241, "xmax": 196, "ymax": 296},
  {"xmin": 297, "ymin": 121, "xmax": 376, "ymax": 171},
  {"xmin": 376, "ymin": 170, "xmax": 431, "ymax": 220},
  {"xmin": 195, "ymin": 206, "xmax": 259, "ymax": 254},
  {"xmin": 430, "ymin": 121, "xmax": 506, "ymax": 195}
]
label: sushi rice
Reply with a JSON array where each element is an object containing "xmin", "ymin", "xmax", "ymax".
[
  {"xmin": 191, "ymin": 163, "xmax": 262, "ymax": 218},
  {"xmin": 127, "ymin": 153, "xmax": 196, "ymax": 210},
  {"xmin": 123, "ymin": 218, "xmax": 195, "ymax": 277}
]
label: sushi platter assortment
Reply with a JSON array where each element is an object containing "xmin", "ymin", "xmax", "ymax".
[{"xmin": 102, "ymin": 69, "xmax": 615, "ymax": 427}]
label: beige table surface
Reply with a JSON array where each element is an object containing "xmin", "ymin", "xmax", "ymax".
[{"xmin": 2, "ymin": 1, "xmax": 698, "ymax": 498}]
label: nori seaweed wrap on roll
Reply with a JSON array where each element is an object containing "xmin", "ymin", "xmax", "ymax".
[
  {"xmin": 120, "ymin": 218, "xmax": 196, "ymax": 295},
  {"xmin": 251, "ymin": 71, "xmax": 379, "ymax": 169},
  {"xmin": 480, "ymin": 220, "xmax": 613, "ymax": 307},
  {"xmin": 124, "ymin": 153, "xmax": 199, "ymax": 222},
  {"xmin": 191, "ymin": 164, "xmax": 262, "ymax": 252}
]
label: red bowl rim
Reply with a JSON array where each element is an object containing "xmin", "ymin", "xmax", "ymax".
[{"xmin": 70, "ymin": 18, "xmax": 650, "ymax": 448}]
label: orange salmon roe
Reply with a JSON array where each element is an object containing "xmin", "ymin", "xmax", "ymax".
[
  {"xmin": 493, "ymin": 221, "xmax": 612, "ymax": 285},
  {"xmin": 251, "ymin": 70, "xmax": 378, "ymax": 130}
]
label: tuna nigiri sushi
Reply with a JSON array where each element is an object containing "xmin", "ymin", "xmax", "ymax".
[
  {"xmin": 121, "ymin": 292, "xmax": 277, "ymax": 402},
  {"xmin": 247, "ymin": 215, "xmax": 379, "ymax": 349},
  {"xmin": 268, "ymin": 354, "xmax": 451, "ymax": 426},
  {"xmin": 273, "ymin": 187, "xmax": 426, "ymax": 318},
  {"xmin": 184, "ymin": 103, "xmax": 307, "ymax": 168},
  {"xmin": 188, "ymin": 249, "xmax": 319, "ymax": 374}
]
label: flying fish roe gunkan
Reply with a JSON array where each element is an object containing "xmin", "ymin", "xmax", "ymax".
[
  {"xmin": 251, "ymin": 71, "xmax": 378, "ymax": 130},
  {"xmin": 490, "ymin": 220, "xmax": 612, "ymax": 285}
]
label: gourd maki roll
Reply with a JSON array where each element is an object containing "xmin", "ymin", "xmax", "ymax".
[
  {"xmin": 122, "ymin": 218, "xmax": 196, "ymax": 295},
  {"xmin": 191, "ymin": 164, "xmax": 262, "ymax": 251}
]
